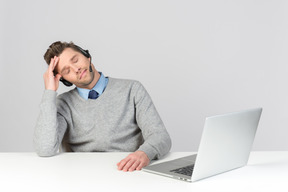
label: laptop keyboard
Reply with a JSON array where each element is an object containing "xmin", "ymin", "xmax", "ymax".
[{"xmin": 170, "ymin": 165, "xmax": 194, "ymax": 176}]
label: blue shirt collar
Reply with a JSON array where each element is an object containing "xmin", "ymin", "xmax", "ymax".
[{"xmin": 77, "ymin": 72, "xmax": 108, "ymax": 100}]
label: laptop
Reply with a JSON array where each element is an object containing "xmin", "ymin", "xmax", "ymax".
[{"xmin": 142, "ymin": 108, "xmax": 262, "ymax": 182}]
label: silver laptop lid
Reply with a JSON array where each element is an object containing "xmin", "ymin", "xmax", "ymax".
[{"xmin": 191, "ymin": 108, "xmax": 262, "ymax": 182}]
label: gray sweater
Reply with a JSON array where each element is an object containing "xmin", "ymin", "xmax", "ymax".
[{"xmin": 34, "ymin": 77, "xmax": 172, "ymax": 160}]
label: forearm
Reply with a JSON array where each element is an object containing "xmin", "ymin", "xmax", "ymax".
[
  {"xmin": 138, "ymin": 127, "xmax": 172, "ymax": 160},
  {"xmin": 34, "ymin": 90, "xmax": 64, "ymax": 157},
  {"xmin": 134, "ymin": 82, "xmax": 172, "ymax": 160}
]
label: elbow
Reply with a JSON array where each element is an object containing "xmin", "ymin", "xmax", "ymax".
[
  {"xmin": 35, "ymin": 149, "xmax": 57, "ymax": 157},
  {"xmin": 33, "ymin": 136, "xmax": 59, "ymax": 157},
  {"xmin": 162, "ymin": 136, "xmax": 172, "ymax": 156},
  {"xmin": 153, "ymin": 134, "xmax": 172, "ymax": 160},
  {"xmin": 34, "ymin": 141, "xmax": 58, "ymax": 157},
  {"xmin": 166, "ymin": 136, "xmax": 172, "ymax": 152}
]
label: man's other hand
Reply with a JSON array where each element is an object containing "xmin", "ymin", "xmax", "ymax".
[{"xmin": 117, "ymin": 151, "xmax": 150, "ymax": 172}]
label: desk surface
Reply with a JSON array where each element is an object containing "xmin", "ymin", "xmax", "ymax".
[{"xmin": 0, "ymin": 152, "xmax": 287, "ymax": 192}]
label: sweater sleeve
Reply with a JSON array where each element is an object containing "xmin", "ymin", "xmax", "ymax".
[
  {"xmin": 33, "ymin": 90, "xmax": 68, "ymax": 157},
  {"xmin": 134, "ymin": 82, "xmax": 172, "ymax": 160}
]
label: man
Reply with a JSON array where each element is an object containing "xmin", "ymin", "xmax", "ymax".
[{"xmin": 34, "ymin": 41, "xmax": 172, "ymax": 172}]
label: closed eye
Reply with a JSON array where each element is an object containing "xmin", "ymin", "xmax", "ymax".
[{"xmin": 71, "ymin": 55, "xmax": 78, "ymax": 63}]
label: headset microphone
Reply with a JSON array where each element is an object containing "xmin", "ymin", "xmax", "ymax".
[{"xmin": 86, "ymin": 50, "xmax": 93, "ymax": 72}]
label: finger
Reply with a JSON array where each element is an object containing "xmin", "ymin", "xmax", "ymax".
[
  {"xmin": 53, "ymin": 56, "xmax": 59, "ymax": 68},
  {"xmin": 128, "ymin": 160, "xmax": 141, "ymax": 172},
  {"xmin": 48, "ymin": 57, "xmax": 55, "ymax": 70},
  {"xmin": 49, "ymin": 56, "xmax": 59, "ymax": 72},
  {"xmin": 136, "ymin": 162, "xmax": 145, "ymax": 170},
  {"xmin": 122, "ymin": 159, "xmax": 135, "ymax": 172},
  {"xmin": 117, "ymin": 158, "xmax": 129, "ymax": 171}
]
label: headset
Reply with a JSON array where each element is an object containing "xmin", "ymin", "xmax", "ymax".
[{"xmin": 58, "ymin": 45, "xmax": 93, "ymax": 87}]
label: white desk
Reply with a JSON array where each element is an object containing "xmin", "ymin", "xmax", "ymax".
[{"xmin": 0, "ymin": 152, "xmax": 287, "ymax": 192}]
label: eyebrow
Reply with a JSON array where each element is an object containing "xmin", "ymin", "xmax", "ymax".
[{"xmin": 60, "ymin": 54, "xmax": 77, "ymax": 74}]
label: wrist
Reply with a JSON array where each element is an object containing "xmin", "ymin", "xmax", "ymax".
[{"xmin": 136, "ymin": 150, "xmax": 149, "ymax": 159}]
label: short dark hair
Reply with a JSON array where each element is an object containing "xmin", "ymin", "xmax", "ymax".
[{"xmin": 43, "ymin": 41, "xmax": 82, "ymax": 65}]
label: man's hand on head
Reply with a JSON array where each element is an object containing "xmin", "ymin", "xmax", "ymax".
[
  {"xmin": 117, "ymin": 151, "xmax": 150, "ymax": 172},
  {"xmin": 43, "ymin": 56, "xmax": 62, "ymax": 91}
]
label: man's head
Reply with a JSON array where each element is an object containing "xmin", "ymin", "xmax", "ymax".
[{"xmin": 44, "ymin": 41, "xmax": 99, "ymax": 89}]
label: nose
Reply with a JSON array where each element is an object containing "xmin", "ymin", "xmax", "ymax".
[{"xmin": 71, "ymin": 64, "xmax": 81, "ymax": 73}]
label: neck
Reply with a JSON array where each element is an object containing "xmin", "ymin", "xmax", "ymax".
[{"xmin": 86, "ymin": 70, "xmax": 100, "ymax": 90}]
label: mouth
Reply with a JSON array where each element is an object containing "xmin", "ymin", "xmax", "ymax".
[{"xmin": 80, "ymin": 69, "xmax": 87, "ymax": 79}]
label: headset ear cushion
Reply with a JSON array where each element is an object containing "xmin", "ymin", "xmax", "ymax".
[{"xmin": 60, "ymin": 77, "xmax": 73, "ymax": 87}]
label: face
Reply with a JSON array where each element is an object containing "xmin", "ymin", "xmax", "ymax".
[{"xmin": 55, "ymin": 48, "xmax": 97, "ymax": 89}]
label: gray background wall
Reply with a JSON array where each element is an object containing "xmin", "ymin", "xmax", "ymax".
[{"xmin": 0, "ymin": 0, "xmax": 287, "ymax": 152}]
